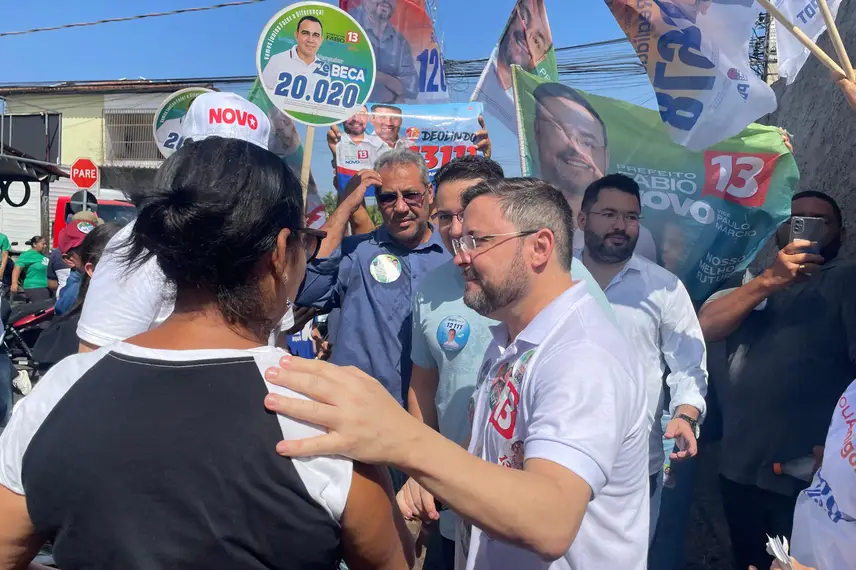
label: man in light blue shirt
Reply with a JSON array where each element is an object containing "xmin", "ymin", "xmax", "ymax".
[{"xmin": 404, "ymin": 157, "xmax": 614, "ymax": 569}]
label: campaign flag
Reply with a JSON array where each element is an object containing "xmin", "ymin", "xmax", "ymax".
[
  {"xmin": 248, "ymin": 81, "xmax": 327, "ymax": 228},
  {"xmin": 605, "ymin": 0, "xmax": 777, "ymax": 151},
  {"xmin": 775, "ymin": 0, "xmax": 843, "ymax": 83},
  {"xmin": 340, "ymin": 0, "xmax": 450, "ymax": 104},
  {"xmin": 334, "ymin": 102, "xmax": 484, "ymax": 196},
  {"xmin": 512, "ymin": 67, "xmax": 799, "ymax": 300},
  {"xmin": 471, "ymin": 0, "xmax": 558, "ymax": 132}
]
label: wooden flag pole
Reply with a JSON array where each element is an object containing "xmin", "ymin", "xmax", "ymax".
[
  {"xmin": 756, "ymin": 0, "xmax": 845, "ymax": 77},
  {"xmin": 300, "ymin": 126, "xmax": 315, "ymax": 216},
  {"xmin": 816, "ymin": 0, "xmax": 855, "ymax": 81}
]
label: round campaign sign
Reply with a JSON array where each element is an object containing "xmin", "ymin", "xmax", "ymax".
[
  {"xmin": 153, "ymin": 87, "xmax": 212, "ymax": 158},
  {"xmin": 436, "ymin": 316, "xmax": 470, "ymax": 353},
  {"xmin": 256, "ymin": 1, "xmax": 376, "ymax": 127}
]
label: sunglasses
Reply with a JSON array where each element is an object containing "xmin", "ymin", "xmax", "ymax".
[
  {"xmin": 293, "ymin": 228, "xmax": 327, "ymax": 262},
  {"xmin": 376, "ymin": 189, "xmax": 427, "ymax": 208}
]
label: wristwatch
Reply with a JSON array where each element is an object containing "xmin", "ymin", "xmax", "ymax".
[{"xmin": 677, "ymin": 413, "xmax": 700, "ymax": 440}]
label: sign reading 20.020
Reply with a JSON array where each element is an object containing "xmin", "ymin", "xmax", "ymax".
[{"xmin": 257, "ymin": 1, "xmax": 376, "ymax": 127}]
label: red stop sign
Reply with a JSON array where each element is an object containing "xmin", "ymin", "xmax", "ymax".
[{"xmin": 70, "ymin": 158, "xmax": 99, "ymax": 189}]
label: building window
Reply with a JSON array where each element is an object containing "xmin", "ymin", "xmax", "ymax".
[{"xmin": 103, "ymin": 110, "xmax": 161, "ymax": 166}]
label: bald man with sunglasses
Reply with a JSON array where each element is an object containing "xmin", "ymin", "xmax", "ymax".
[{"xmin": 296, "ymin": 149, "xmax": 449, "ymax": 425}]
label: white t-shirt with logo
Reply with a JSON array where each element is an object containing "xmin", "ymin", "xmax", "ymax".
[
  {"xmin": 790, "ymin": 379, "xmax": 856, "ymax": 569},
  {"xmin": 77, "ymin": 223, "xmax": 293, "ymax": 347},
  {"xmin": 262, "ymin": 46, "xmax": 329, "ymax": 111},
  {"xmin": 459, "ymin": 284, "xmax": 649, "ymax": 570},
  {"xmin": 335, "ymin": 132, "xmax": 385, "ymax": 172}
]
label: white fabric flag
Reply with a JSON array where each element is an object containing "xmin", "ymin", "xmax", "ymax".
[
  {"xmin": 471, "ymin": 0, "xmax": 558, "ymax": 132},
  {"xmin": 775, "ymin": 0, "xmax": 843, "ymax": 83},
  {"xmin": 605, "ymin": 0, "xmax": 778, "ymax": 151}
]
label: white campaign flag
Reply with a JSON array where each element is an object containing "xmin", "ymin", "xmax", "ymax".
[
  {"xmin": 471, "ymin": 0, "xmax": 558, "ymax": 132},
  {"xmin": 605, "ymin": 0, "xmax": 778, "ymax": 151},
  {"xmin": 775, "ymin": 0, "xmax": 843, "ymax": 83}
]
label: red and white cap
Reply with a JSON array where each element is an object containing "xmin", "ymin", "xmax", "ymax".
[{"xmin": 182, "ymin": 92, "xmax": 271, "ymax": 150}]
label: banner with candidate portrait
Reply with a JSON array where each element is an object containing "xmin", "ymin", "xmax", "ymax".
[
  {"xmin": 340, "ymin": 0, "xmax": 450, "ymax": 105},
  {"xmin": 774, "ymin": 0, "xmax": 842, "ymax": 83},
  {"xmin": 334, "ymin": 102, "xmax": 484, "ymax": 196},
  {"xmin": 605, "ymin": 0, "xmax": 777, "ymax": 151},
  {"xmin": 248, "ymin": 82, "xmax": 327, "ymax": 229},
  {"xmin": 471, "ymin": 0, "xmax": 558, "ymax": 132},
  {"xmin": 512, "ymin": 67, "xmax": 799, "ymax": 301}
]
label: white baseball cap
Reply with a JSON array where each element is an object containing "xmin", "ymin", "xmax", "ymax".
[{"xmin": 182, "ymin": 92, "xmax": 271, "ymax": 150}]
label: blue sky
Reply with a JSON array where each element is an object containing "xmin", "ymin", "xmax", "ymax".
[{"xmin": 1, "ymin": 0, "xmax": 654, "ymax": 188}]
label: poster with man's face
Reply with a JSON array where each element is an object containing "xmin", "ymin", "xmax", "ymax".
[
  {"xmin": 340, "ymin": 0, "xmax": 450, "ymax": 104},
  {"xmin": 513, "ymin": 65, "xmax": 798, "ymax": 301}
]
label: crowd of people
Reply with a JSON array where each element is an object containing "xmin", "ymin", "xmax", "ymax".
[{"xmin": 0, "ymin": 80, "xmax": 854, "ymax": 570}]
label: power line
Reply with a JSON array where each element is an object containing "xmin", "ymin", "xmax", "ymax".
[{"xmin": 0, "ymin": 0, "xmax": 269, "ymax": 38}]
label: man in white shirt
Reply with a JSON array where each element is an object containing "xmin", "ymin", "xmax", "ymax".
[
  {"xmin": 263, "ymin": 177, "xmax": 650, "ymax": 570},
  {"xmin": 577, "ymin": 173, "xmax": 707, "ymax": 545},
  {"xmin": 77, "ymin": 92, "xmax": 295, "ymax": 352},
  {"xmin": 261, "ymin": 16, "xmax": 330, "ymax": 106},
  {"xmin": 402, "ymin": 157, "xmax": 616, "ymax": 570}
]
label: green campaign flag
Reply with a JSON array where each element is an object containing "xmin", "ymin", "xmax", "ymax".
[{"xmin": 512, "ymin": 66, "xmax": 799, "ymax": 301}]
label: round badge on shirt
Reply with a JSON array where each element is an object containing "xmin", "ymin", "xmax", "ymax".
[
  {"xmin": 436, "ymin": 315, "xmax": 470, "ymax": 353},
  {"xmin": 369, "ymin": 254, "xmax": 401, "ymax": 284}
]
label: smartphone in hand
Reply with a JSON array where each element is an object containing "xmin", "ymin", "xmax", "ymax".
[{"xmin": 789, "ymin": 216, "xmax": 826, "ymax": 254}]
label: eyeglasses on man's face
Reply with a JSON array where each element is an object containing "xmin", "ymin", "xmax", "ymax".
[
  {"xmin": 451, "ymin": 230, "xmax": 539, "ymax": 255},
  {"xmin": 431, "ymin": 210, "xmax": 464, "ymax": 226},
  {"xmin": 376, "ymin": 189, "xmax": 427, "ymax": 208}
]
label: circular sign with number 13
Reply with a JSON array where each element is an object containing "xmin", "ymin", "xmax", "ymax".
[{"xmin": 256, "ymin": 1, "xmax": 377, "ymax": 127}]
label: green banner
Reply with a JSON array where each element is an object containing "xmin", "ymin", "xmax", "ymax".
[{"xmin": 512, "ymin": 65, "xmax": 799, "ymax": 300}]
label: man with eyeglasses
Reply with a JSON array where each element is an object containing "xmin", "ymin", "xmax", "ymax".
[
  {"xmin": 576, "ymin": 173, "xmax": 707, "ymax": 551},
  {"xmin": 399, "ymin": 156, "xmax": 615, "ymax": 570},
  {"xmin": 261, "ymin": 177, "xmax": 649, "ymax": 570},
  {"xmin": 296, "ymin": 148, "xmax": 448, "ymax": 422},
  {"xmin": 698, "ymin": 190, "xmax": 856, "ymax": 570}
]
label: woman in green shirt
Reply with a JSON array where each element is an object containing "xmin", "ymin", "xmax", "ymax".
[{"xmin": 11, "ymin": 235, "xmax": 52, "ymax": 301}]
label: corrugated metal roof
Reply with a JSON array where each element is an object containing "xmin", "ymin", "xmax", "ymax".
[{"xmin": 0, "ymin": 80, "xmax": 214, "ymax": 97}]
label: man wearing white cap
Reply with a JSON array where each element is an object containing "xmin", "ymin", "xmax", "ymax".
[{"xmin": 76, "ymin": 92, "xmax": 293, "ymax": 352}]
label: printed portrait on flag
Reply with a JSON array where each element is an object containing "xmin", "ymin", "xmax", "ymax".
[
  {"xmin": 340, "ymin": 0, "xmax": 450, "ymax": 104},
  {"xmin": 472, "ymin": 0, "xmax": 557, "ymax": 131},
  {"xmin": 513, "ymin": 66, "xmax": 798, "ymax": 300}
]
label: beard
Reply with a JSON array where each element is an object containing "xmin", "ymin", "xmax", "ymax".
[
  {"xmin": 463, "ymin": 247, "xmax": 529, "ymax": 316},
  {"xmin": 343, "ymin": 121, "xmax": 366, "ymax": 136},
  {"xmin": 584, "ymin": 227, "xmax": 638, "ymax": 264}
]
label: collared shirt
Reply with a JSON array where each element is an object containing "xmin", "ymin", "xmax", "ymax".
[
  {"xmin": 349, "ymin": 6, "xmax": 418, "ymax": 99},
  {"xmin": 261, "ymin": 46, "xmax": 330, "ymax": 109},
  {"xmin": 594, "ymin": 253, "xmax": 708, "ymax": 475},
  {"xmin": 708, "ymin": 259, "xmax": 856, "ymax": 496},
  {"xmin": 460, "ymin": 284, "xmax": 649, "ymax": 570},
  {"xmin": 296, "ymin": 225, "xmax": 449, "ymax": 405},
  {"xmin": 412, "ymin": 258, "xmax": 616, "ymax": 540}
]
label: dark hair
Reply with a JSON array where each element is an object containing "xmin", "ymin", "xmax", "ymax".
[
  {"xmin": 297, "ymin": 15, "xmax": 323, "ymax": 33},
  {"xmin": 434, "ymin": 155, "xmax": 505, "ymax": 190},
  {"xmin": 124, "ymin": 136, "xmax": 304, "ymax": 337},
  {"xmin": 66, "ymin": 223, "xmax": 123, "ymax": 318},
  {"xmin": 793, "ymin": 190, "xmax": 843, "ymax": 226},
  {"xmin": 26, "ymin": 235, "xmax": 45, "ymax": 247},
  {"xmin": 371, "ymin": 104, "xmax": 403, "ymax": 115},
  {"xmin": 581, "ymin": 173, "xmax": 640, "ymax": 212},
  {"xmin": 533, "ymin": 82, "xmax": 608, "ymax": 146},
  {"xmin": 461, "ymin": 177, "xmax": 574, "ymax": 271}
]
